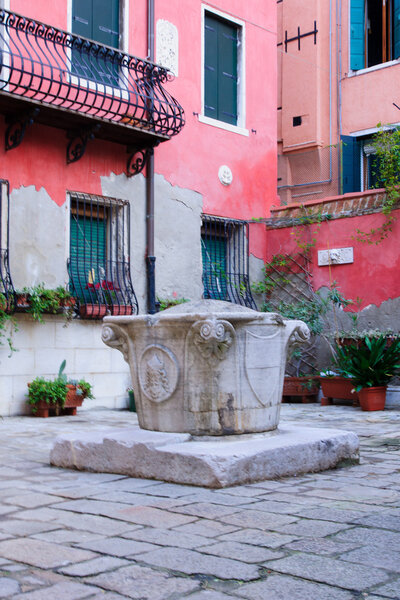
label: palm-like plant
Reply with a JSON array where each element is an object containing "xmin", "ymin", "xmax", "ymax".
[{"xmin": 334, "ymin": 335, "xmax": 400, "ymax": 392}]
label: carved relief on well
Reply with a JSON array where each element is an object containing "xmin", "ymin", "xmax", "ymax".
[
  {"xmin": 138, "ymin": 344, "xmax": 179, "ymax": 404},
  {"xmin": 244, "ymin": 329, "xmax": 283, "ymax": 407},
  {"xmin": 191, "ymin": 318, "xmax": 235, "ymax": 363},
  {"xmin": 101, "ymin": 324, "xmax": 130, "ymax": 363}
]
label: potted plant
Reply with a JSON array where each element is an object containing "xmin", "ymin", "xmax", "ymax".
[
  {"xmin": 282, "ymin": 374, "xmax": 320, "ymax": 403},
  {"xmin": 319, "ymin": 370, "xmax": 359, "ymax": 407},
  {"xmin": 333, "ymin": 335, "xmax": 400, "ymax": 411},
  {"xmin": 27, "ymin": 360, "xmax": 94, "ymax": 417},
  {"xmin": 17, "ymin": 284, "xmax": 76, "ymax": 322}
]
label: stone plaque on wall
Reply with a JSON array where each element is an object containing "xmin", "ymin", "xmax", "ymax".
[{"xmin": 156, "ymin": 19, "xmax": 178, "ymax": 76}]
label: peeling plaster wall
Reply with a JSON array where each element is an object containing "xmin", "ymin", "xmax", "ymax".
[
  {"xmin": 10, "ymin": 186, "xmax": 68, "ymax": 289},
  {"xmin": 1, "ymin": 174, "xmax": 205, "ymax": 415}
]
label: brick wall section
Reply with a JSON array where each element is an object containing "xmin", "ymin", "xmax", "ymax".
[{"xmin": 266, "ymin": 189, "xmax": 396, "ymax": 229}]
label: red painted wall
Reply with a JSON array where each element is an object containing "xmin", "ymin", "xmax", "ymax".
[
  {"xmin": 2, "ymin": 0, "xmax": 277, "ymax": 262},
  {"xmin": 266, "ymin": 210, "xmax": 400, "ymax": 309}
]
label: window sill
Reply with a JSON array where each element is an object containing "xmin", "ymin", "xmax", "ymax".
[
  {"xmin": 198, "ymin": 114, "xmax": 249, "ymax": 137},
  {"xmin": 348, "ymin": 59, "xmax": 400, "ymax": 77}
]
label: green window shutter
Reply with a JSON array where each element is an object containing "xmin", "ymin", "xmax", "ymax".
[
  {"xmin": 393, "ymin": 0, "xmax": 400, "ymax": 59},
  {"xmin": 70, "ymin": 215, "xmax": 107, "ymax": 303},
  {"xmin": 72, "ymin": 0, "xmax": 92, "ymax": 39},
  {"xmin": 341, "ymin": 135, "xmax": 361, "ymax": 194},
  {"xmin": 204, "ymin": 16, "xmax": 219, "ymax": 120},
  {"xmin": 202, "ymin": 236, "xmax": 227, "ymax": 300},
  {"xmin": 93, "ymin": 0, "xmax": 120, "ymax": 49},
  {"xmin": 204, "ymin": 13, "xmax": 238, "ymax": 125},
  {"xmin": 350, "ymin": 0, "xmax": 365, "ymax": 70}
]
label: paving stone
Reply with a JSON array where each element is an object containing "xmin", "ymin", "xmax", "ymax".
[
  {"xmin": 238, "ymin": 500, "xmax": 306, "ymax": 514},
  {"xmin": 219, "ymin": 509, "xmax": 297, "ymax": 531},
  {"xmin": 333, "ymin": 526, "xmax": 400, "ymax": 550},
  {"xmin": 13, "ymin": 581, "xmax": 99, "ymax": 599},
  {"xmin": 0, "ymin": 538, "xmax": 97, "ymax": 569},
  {"xmin": 197, "ymin": 541, "xmax": 285, "ymax": 563},
  {"xmin": 89, "ymin": 491, "xmax": 189, "ymax": 509},
  {"xmin": 184, "ymin": 592, "xmax": 234, "ymax": 599},
  {"xmin": 292, "ymin": 506, "xmax": 363, "ymax": 523},
  {"xmin": 372, "ymin": 577, "xmax": 400, "ymax": 598},
  {"xmin": 174, "ymin": 491, "xmax": 258, "ymax": 506},
  {"xmin": 303, "ymin": 485, "xmax": 399, "ymax": 504},
  {"xmin": 87, "ymin": 564, "xmax": 199, "ymax": 599},
  {"xmin": 59, "ymin": 556, "xmax": 130, "ymax": 576},
  {"xmin": 121, "ymin": 527, "xmax": 211, "ymax": 549},
  {"xmin": 76, "ymin": 537, "xmax": 159, "ymax": 557},
  {"xmin": 139, "ymin": 547, "xmax": 260, "ymax": 580},
  {"xmin": 0, "ymin": 577, "xmax": 20, "ymax": 598},
  {"xmin": 173, "ymin": 520, "xmax": 239, "ymax": 538},
  {"xmin": 0, "ymin": 519, "xmax": 60, "ymax": 537},
  {"xmin": 19, "ymin": 508, "xmax": 139, "ymax": 536},
  {"xmin": 232, "ymin": 574, "xmax": 354, "ymax": 600},
  {"xmin": 265, "ymin": 553, "xmax": 391, "ymax": 591},
  {"xmin": 3, "ymin": 492, "xmax": 64, "ymax": 508},
  {"xmin": 340, "ymin": 545, "xmax": 400, "ymax": 572},
  {"xmin": 354, "ymin": 512, "xmax": 400, "ymax": 531},
  {"xmin": 32, "ymin": 529, "xmax": 105, "ymax": 544},
  {"xmin": 169, "ymin": 502, "xmax": 240, "ymax": 519},
  {"xmin": 278, "ymin": 518, "xmax": 351, "ymax": 537},
  {"xmin": 219, "ymin": 528, "xmax": 298, "ymax": 548},
  {"xmin": 283, "ymin": 537, "xmax": 360, "ymax": 556}
]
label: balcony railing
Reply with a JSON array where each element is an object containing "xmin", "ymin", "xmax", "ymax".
[{"xmin": 0, "ymin": 9, "xmax": 185, "ymax": 160}]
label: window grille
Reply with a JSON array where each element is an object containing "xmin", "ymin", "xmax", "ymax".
[
  {"xmin": 201, "ymin": 215, "xmax": 256, "ymax": 310},
  {"xmin": 67, "ymin": 192, "xmax": 138, "ymax": 318},
  {"xmin": 0, "ymin": 180, "xmax": 15, "ymax": 311}
]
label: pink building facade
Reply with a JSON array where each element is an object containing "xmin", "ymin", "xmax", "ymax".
[
  {"xmin": 0, "ymin": 1, "xmax": 277, "ymax": 414},
  {"xmin": 275, "ymin": 0, "xmax": 400, "ymax": 324}
]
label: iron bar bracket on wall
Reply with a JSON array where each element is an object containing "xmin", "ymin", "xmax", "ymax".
[
  {"xmin": 66, "ymin": 124, "xmax": 101, "ymax": 164},
  {"xmin": 5, "ymin": 108, "xmax": 40, "ymax": 151},
  {"xmin": 126, "ymin": 146, "xmax": 154, "ymax": 177},
  {"xmin": 277, "ymin": 21, "xmax": 318, "ymax": 52}
]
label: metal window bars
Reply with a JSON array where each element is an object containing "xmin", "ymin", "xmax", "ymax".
[
  {"xmin": 0, "ymin": 180, "xmax": 16, "ymax": 312},
  {"xmin": 67, "ymin": 192, "xmax": 138, "ymax": 318},
  {"xmin": 201, "ymin": 215, "xmax": 257, "ymax": 310},
  {"xmin": 0, "ymin": 9, "xmax": 185, "ymax": 138}
]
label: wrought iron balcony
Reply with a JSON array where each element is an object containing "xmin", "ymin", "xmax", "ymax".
[{"xmin": 0, "ymin": 9, "xmax": 185, "ymax": 173}]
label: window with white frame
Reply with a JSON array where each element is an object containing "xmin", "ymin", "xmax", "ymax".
[{"xmin": 202, "ymin": 8, "xmax": 245, "ymax": 130}]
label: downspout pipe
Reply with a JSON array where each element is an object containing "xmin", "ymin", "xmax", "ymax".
[{"xmin": 146, "ymin": 0, "xmax": 156, "ymax": 314}]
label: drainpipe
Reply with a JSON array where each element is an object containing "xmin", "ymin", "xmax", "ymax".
[{"xmin": 146, "ymin": 0, "xmax": 156, "ymax": 314}]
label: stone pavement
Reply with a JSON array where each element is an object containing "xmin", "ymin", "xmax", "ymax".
[{"xmin": 0, "ymin": 404, "xmax": 399, "ymax": 600}]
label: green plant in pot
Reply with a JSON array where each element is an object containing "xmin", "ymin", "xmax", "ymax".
[
  {"xmin": 27, "ymin": 360, "xmax": 93, "ymax": 417},
  {"xmin": 333, "ymin": 335, "xmax": 400, "ymax": 411}
]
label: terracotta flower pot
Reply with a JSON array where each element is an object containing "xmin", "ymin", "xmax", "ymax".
[
  {"xmin": 79, "ymin": 304, "xmax": 107, "ymax": 319},
  {"xmin": 282, "ymin": 376, "xmax": 319, "ymax": 403},
  {"xmin": 319, "ymin": 376, "xmax": 359, "ymax": 406},
  {"xmin": 358, "ymin": 386, "xmax": 386, "ymax": 411},
  {"xmin": 110, "ymin": 305, "xmax": 133, "ymax": 316}
]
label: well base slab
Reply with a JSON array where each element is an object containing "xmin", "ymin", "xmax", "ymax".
[{"xmin": 50, "ymin": 425, "xmax": 359, "ymax": 488}]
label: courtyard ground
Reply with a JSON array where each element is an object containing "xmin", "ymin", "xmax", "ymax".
[{"xmin": 0, "ymin": 403, "xmax": 399, "ymax": 600}]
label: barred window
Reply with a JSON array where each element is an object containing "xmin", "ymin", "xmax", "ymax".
[
  {"xmin": 201, "ymin": 215, "xmax": 256, "ymax": 309},
  {"xmin": 0, "ymin": 180, "xmax": 15, "ymax": 310},
  {"xmin": 68, "ymin": 192, "xmax": 138, "ymax": 318}
]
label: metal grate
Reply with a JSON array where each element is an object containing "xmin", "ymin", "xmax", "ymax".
[
  {"xmin": 0, "ymin": 8, "xmax": 185, "ymax": 138},
  {"xmin": 0, "ymin": 179, "xmax": 15, "ymax": 311},
  {"xmin": 201, "ymin": 215, "xmax": 256, "ymax": 310},
  {"xmin": 262, "ymin": 252, "xmax": 318, "ymax": 375},
  {"xmin": 67, "ymin": 192, "xmax": 138, "ymax": 318}
]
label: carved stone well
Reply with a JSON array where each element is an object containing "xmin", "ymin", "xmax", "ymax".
[
  {"xmin": 100, "ymin": 300, "xmax": 310, "ymax": 435},
  {"xmin": 50, "ymin": 300, "xmax": 359, "ymax": 487}
]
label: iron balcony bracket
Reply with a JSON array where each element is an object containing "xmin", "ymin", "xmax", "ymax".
[
  {"xmin": 126, "ymin": 145, "xmax": 156, "ymax": 177},
  {"xmin": 5, "ymin": 107, "xmax": 40, "ymax": 151},
  {"xmin": 66, "ymin": 124, "xmax": 101, "ymax": 164}
]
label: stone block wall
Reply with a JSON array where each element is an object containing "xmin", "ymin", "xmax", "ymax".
[{"xmin": 0, "ymin": 314, "xmax": 131, "ymax": 416}]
